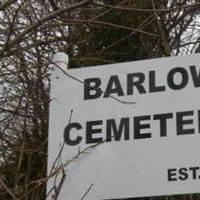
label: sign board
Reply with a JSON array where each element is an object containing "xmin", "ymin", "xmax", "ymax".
[{"xmin": 48, "ymin": 53, "xmax": 200, "ymax": 200}]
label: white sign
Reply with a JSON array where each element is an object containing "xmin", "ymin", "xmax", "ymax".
[{"xmin": 48, "ymin": 53, "xmax": 200, "ymax": 200}]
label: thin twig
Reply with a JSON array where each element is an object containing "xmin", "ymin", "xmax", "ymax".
[
  {"xmin": 92, "ymin": 2, "xmax": 200, "ymax": 13},
  {"xmin": 0, "ymin": 177, "xmax": 19, "ymax": 200},
  {"xmin": 0, "ymin": 0, "xmax": 93, "ymax": 56},
  {"xmin": 80, "ymin": 183, "xmax": 94, "ymax": 200},
  {"xmin": 50, "ymin": 109, "xmax": 73, "ymax": 176},
  {"xmin": 51, "ymin": 109, "xmax": 73, "ymax": 199},
  {"xmin": 151, "ymin": 0, "xmax": 171, "ymax": 56},
  {"xmin": 52, "ymin": 169, "xmax": 66, "ymax": 200},
  {"xmin": 12, "ymin": 48, "xmax": 136, "ymax": 105},
  {"xmin": 48, "ymin": 58, "xmax": 136, "ymax": 105},
  {"xmin": 62, "ymin": 19, "xmax": 157, "ymax": 37},
  {"xmin": 89, "ymin": 0, "xmax": 128, "ymax": 20}
]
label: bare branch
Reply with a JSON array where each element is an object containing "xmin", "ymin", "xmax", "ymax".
[
  {"xmin": 0, "ymin": 177, "xmax": 19, "ymax": 200},
  {"xmin": 0, "ymin": 0, "xmax": 93, "ymax": 55},
  {"xmin": 0, "ymin": 0, "xmax": 18, "ymax": 10},
  {"xmin": 92, "ymin": 2, "xmax": 200, "ymax": 13}
]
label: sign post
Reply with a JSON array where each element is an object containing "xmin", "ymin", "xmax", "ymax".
[{"xmin": 48, "ymin": 53, "xmax": 200, "ymax": 200}]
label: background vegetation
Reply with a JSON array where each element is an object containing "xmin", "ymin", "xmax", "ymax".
[{"xmin": 0, "ymin": 0, "xmax": 200, "ymax": 199}]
